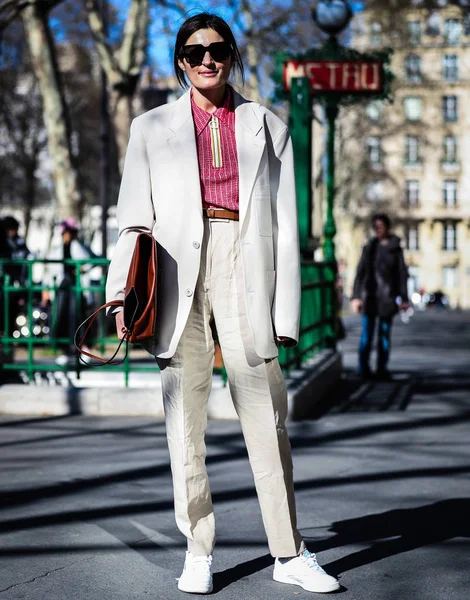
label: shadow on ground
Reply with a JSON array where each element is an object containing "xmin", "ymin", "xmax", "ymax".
[
  {"xmin": 307, "ymin": 368, "xmax": 470, "ymax": 417},
  {"xmin": 320, "ymin": 498, "xmax": 470, "ymax": 575}
]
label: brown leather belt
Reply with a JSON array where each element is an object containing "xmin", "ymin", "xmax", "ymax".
[{"xmin": 203, "ymin": 208, "xmax": 239, "ymax": 221}]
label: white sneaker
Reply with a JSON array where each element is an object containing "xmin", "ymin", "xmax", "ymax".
[
  {"xmin": 177, "ymin": 551, "xmax": 213, "ymax": 594},
  {"xmin": 273, "ymin": 549, "xmax": 340, "ymax": 593}
]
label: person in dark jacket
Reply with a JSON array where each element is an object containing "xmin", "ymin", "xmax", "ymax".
[
  {"xmin": 1, "ymin": 216, "xmax": 31, "ymax": 336},
  {"xmin": 351, "ymin": 214, "xmax": 409, "ymax": 380},
  {"xmin": 2, "ymin": 216, "xmax": 31, "ymax": 286}
]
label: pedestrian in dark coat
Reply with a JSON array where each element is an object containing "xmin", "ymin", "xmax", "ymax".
[
  {"xmin": 1, "ymin": 216, "xmax": 31, "ymax": 336},
  {"xmin": 351, "ymin": 213, "xmax": 409, "ymax": 380}
]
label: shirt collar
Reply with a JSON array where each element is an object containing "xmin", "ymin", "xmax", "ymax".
[{"xmin": 191, "ymin": 87, "xmax": 234, "ymax": 135}]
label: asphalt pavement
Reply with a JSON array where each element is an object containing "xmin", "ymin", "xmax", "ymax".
[{"xmin": 0, "ymin": 311, "xmax": 469, "ymax": 600}]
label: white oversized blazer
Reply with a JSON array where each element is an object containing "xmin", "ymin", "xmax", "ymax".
[{"xmin": 106, "ymin": 87, "xmax": 301, "ymax": 360}]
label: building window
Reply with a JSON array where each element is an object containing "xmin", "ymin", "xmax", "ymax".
[
  {"xmin": 408, "ymin": 266, "xmax": 420, "ymax": 296},
  {"xmin": 366, "ymin": 137, "xmax": 382, "ymax": 165},
  {"xmin": 370, "ymin": 22, "xmax": 382, "ymax": 47},
  {"xmin": 405, "ymin": 180, "xmax": 420, "ymax": 206},
  {"xmin": 405, "ymin": 54, "xmax": 422, "ymax": 82},
  {"xmin": 442, "ymin": 136, "xmax": 458, "ymax": 164},
  {"xmin": 465, "ymin": 13, "xmax": 470, "ymax": 36},
  {"xmin": 365, "ymin": 100, "xmax": 383, "ymax": 122},
  {"xmin": 443, "ymin": 95, "xmax": 458, "ymax": 121},
  {"xmin": 426, "ymin": 11, "xmax": 442, "ymax": 37},
  {"xmin": 404, "ymin": 96, "xmax": 422, "ymax": 121},
  {"xmin": 443, "ymin": 180, "xmax": 458, "ymax": 207},
  {"xmin": 443, "ymin": 222, "xmax": 457, "ymax": 251},
  {"xmin": 366, "ymin": 180, "xmax": 384, "ymax": 202},
  {"xmin": 405, "ymin": 136, "xmax": 421, "ymax": 165},
  {"xmin": 443, "ymin": 55, "xmax": 458, "ymax": 82},
  {"xmin": 442, "ymin": 266, "xmax": 458, "ymax": 290},
  {"xmin": 408, "ymin": 20, "xmax": 422, "ymax": 44},
  {"xmin": 445, "ymin": 19, "xmax": 462, "ymax": 45},
  {"xmin": 407, "ymin": 224, "xmax": 419, "ymax": 251}
]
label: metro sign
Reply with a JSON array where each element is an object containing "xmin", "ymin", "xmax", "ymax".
[{"xmin": 283, "ymin": 60, "xmax": 383, "ymax": 93}]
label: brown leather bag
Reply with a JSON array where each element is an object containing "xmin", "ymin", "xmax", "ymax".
[{"xmin": 75, "ymin": 232, "xmax": 158, "ymax": 365}]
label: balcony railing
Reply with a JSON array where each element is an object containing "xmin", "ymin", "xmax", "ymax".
[
  {"xmin": 402, "ymin": 201, "xmax": 421, "ymax": 209},
  {"xmin": 404, "ymin": 159, "xmax": 423, "ymax": 167},
  {"xmin": 440, "ymin": 160, "xmax": 460, "ymax": 172}
]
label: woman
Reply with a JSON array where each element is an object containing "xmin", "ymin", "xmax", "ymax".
[{"xmin": 106, "ymin": 13, "xmax": 339, "ymax": 595}]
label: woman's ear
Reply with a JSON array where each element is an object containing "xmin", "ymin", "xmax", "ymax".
[{"xmin": 177, "ymin": 58, "xmax": 185, "ymax": 72}]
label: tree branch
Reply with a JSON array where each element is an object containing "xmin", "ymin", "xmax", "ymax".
[
  {"xmin": 119, "ymin": 0, "xmax": 149, "ymax": 76},
  {"xmin": 82, "ymin": 0, "xmax": 121, "ymax": 85},
  {"xmin": 0, "ymin": 0, "xmax": 64, "ymax": 31},
  {"xmin": 153, "ymin": 0, "xmax": 187, "ymax": 17},
  {"xmin": 0, "ymin": 0, "xmax": 30, "ymax": 31},
  {"xmin": 132, "ymin": 0, "xmax": 149, "ymax": 74},
  {"xmin": 257, "ymin": 9, "xmax": 293, "ymax": 36}
]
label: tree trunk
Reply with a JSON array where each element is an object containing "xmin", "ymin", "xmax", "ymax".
[
  {"xmin": 240, "ymin": 0, "xmax": 262, "ymax": 103},
  {"xmin": 83, "ymin": 0, "xmax": 149, "ymax": 174},
  {"xmin": 22, "ymin": 3, "xmax": 81, "ymax": 220},
  {"xmin": 111, "ymin": 91, "xmax": 133, "ymax": 174},
  {"xmin": 23, "ymin": 156, "xmax": 37, "ymax": 240}
]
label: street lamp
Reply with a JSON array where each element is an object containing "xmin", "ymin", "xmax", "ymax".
[
  {"xmin": 276, "ymin": 0, "xmax": 392, "ymax": 264},
  {"xmin": 311, "ymin": 1, "xmax": 353, "ymax": 265},
  {"xmin": 312, "ymin": 0, "xmax": 353, "ymax": 36},
  {"xmin": 274, "ymin": 0, "xmax": 392, "ymax": 353}
]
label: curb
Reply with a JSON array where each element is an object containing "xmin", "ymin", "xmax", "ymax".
[{"xmin": 0, "ymin": 350, "xmax": 341, "ymax": 420}]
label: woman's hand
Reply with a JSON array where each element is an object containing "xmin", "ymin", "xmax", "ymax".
[
  {"xmin": 351, "ymin": 299, "xmax": 363, "ymax": 313},
  {"xmin": 115, "ymin": 311, "xmax": 127, "ymax": 340}
]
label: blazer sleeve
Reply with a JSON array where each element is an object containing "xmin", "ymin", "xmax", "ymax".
[
  {"xmin": 352, "ymin": 246, "xmax": 367, "ymax": 300},
  {"xmin": 106, "ymin": 118, "xmax": 155, "ymax": 315},
  {"xmin": 397, "ymin": 247, "xmax": 409, "ymax": 302},
  {"xmin": 270, "ymin": 126, "xmax": 301, "ymax": 345}
]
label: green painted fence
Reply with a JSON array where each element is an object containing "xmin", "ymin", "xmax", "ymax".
[{"xmin": 0, "ymin": 258, "xmax": 336, "ymax": 386}]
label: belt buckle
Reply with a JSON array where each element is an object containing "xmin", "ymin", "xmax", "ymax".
[{"xmin": 207, "ymin": 208, "xmax": 216, "ymax": 218}]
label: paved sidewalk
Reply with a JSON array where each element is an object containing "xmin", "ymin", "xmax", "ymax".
[{"xmin": 0, "ymin": 312, "xmax": 469, "ymax": 599}]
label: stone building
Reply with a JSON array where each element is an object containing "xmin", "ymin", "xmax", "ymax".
[{"xmin": 313, "ymin": 3, "xmax": 470, "ymax": 308}]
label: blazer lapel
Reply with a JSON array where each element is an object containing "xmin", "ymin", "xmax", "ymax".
[
  {"xmin": 167, "ymin": 91, "xmax": 203, "ymax": 228},
  {"xmin": 233, "ymin": 90, "xmax": 266, "ymax": 232}
]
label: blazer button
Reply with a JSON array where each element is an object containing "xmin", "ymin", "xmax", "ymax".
[
  {"xmin": 186, "ymin": 289, "xmax": 193, "ymax": 297},
  {"xmin": 193, "ymin": 241, "xmax": 200, "ymax": 249}
]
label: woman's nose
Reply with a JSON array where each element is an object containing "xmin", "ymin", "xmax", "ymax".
[{"xmin": 201, "ymin": 51, "xmax": 213, "ymax": 66}]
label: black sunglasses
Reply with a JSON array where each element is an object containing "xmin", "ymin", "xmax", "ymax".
[{"xmin": 180, "ymin": 41, "xmax": 232, "ymax": 67}]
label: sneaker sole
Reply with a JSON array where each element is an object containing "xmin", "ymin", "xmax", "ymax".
[
  {"xmin": 273, "ymin": 571, "xmax": 340, "ymax": 593},
  {"xmin": 177, "ymin": 580, "xmax": 213, "ymax": 594}
]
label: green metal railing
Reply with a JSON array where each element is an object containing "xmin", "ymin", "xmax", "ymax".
[
  {"xmin": 278, "ymin": 261, "xmax": 336, "ymax": 369},
  {"xmin": 0, "ymin": 258, "xmax": 336, "ymax": 385}
]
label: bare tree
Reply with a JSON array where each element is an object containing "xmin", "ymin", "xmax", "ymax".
[
  {"xmin": 83, "ymin": 0, "xmax": 150, "ymax": 172},
  {"xmin": 231, "ymin": 0, "xmax": 262, "ymax": 102},
  {"xmin": 0, "ymin": 0, "xmax": 83, "ymax": 219},
  {"xmin": 0, "ymin": 57, "xmax": 49, "ymax": 235}
]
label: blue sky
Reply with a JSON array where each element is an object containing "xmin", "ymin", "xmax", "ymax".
[
  {"xmin": 113, "ymin": 0, "xmax": 237, "ymax": 72},
  {"xmin": 112, "ymin": 0, "xmax": 365, "ymax": 75}
]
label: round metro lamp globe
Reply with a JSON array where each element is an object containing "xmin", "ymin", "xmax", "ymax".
[{"xmin": 312, "ymin": 0, "xmax": 353, "ymax": 35}]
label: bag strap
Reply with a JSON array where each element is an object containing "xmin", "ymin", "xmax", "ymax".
[{"xmin": 74, "ymin": 300, "xmax": 130, "ymax": 366}]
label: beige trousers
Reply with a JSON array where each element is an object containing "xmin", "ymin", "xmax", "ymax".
[{"xmin": 158, "ymin": 219, "xmax": 303, "ymax": 558}]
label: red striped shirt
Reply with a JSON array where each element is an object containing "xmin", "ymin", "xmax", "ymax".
[{"xmin": 191, "ymin": 88, "xmax": 239, "ymax": 211}]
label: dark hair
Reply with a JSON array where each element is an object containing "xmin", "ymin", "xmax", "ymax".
[
  {"xmin": 2, "ymin": 216, "xmax": 19, "ymax": 231},
  {"xmin": 173, "ymin": 12, "xmax": 244, "ymax": 88},
  {"xmin": 372, "ymin": 213, "xmax": 391, "ymax": 229}
]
